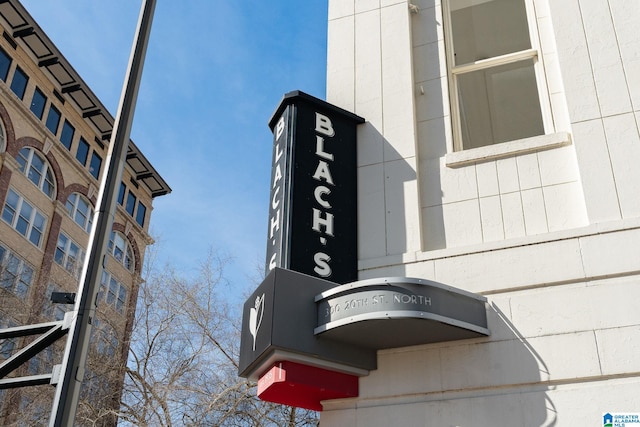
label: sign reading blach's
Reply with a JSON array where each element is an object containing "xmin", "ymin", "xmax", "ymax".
[{"xmin": 265, "ymin": 91, "xmax": 364, "ymax": 284}]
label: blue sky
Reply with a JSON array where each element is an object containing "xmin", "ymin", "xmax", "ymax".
[{"xmin": 21, "ymin": 1, "xmax": 328, "ymax": 301}]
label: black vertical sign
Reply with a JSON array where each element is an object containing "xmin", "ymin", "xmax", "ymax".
[
  {"xmin": 265, "ymin": 91, "xmax": 364, "ymax": 284},
  {"xmin": 265, "ymin": 104, "xmax": 294, "ymax": 274}
]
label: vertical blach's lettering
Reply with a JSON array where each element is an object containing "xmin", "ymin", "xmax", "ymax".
[
  {"xmin": 312, "ymin": 112, "xmax": 336, "ymax": 277},
  {"xmin": 315, "ymin": 112, "xmax": 335, "ymax": 137},
  {"xmin": 313, "ymin": 252, "xmax": 332, "ymax": 277}
]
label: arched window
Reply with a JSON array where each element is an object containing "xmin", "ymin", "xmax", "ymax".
[
  {"xmin": 66, "ymin": 193, "xmax": 94, "ymax": 232},
  {"xmin": 16, "ymin": 147, "xmax": 55, "ymax": 199},
  {"xmin": 108, "ymin": 231, "xmax": 134, "ymax": 272},
  {"xmin": 0, "ymin": 120, "xmax": 5, "ymax": 153}
]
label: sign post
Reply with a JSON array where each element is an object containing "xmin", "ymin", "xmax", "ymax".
[{"xmin": 49, "ymin": 1, "xmax": 156, "ymax": 425}]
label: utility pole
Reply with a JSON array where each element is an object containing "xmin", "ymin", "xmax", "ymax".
[{"xmin": 49, "ymin": 1, "xmax": 157, "ymax": 425}]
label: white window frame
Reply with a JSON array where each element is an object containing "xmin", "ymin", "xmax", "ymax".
[
  {"xmin": 16, "ymin": 147, "xmax": 56, "ymax": 199},
  {"xmin": 93, "ymin": 318, "xmax": 119, "ymax": 357},
  {"xmin": 66, "ymin": 192, "xmax": 94, "ymax": 232},
  {"xmin": 99, "ymin": 270, "xmax": 128, "ymax": 314},
  {"xmin": 54, "ymin": 232, "xmax": 85, "ymax": 278},
  {"xmin": 0, "ymin": 120, "xmax": 5, "ymax": 152},
  {"xmin": 442, "ymin": 0, "xmax": 554, "ymax": 153},
  {"xmin": 2, "ymin": 188, "xmax": 47, "ymax": 247},
  {"xmin": 0, "ymin": 243, "xmax": 34, "ymax": 298},
  {"xmin": 108, "ymin": 231, "xmax": 134, "ymax": 272}
]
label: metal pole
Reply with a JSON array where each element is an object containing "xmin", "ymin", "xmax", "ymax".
[{"xmin": 49, "ymin": 1, "xmax": 157, "ymax": 425}]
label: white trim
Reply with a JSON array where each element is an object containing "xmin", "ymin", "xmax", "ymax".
[
  {"xmin": 451, "ymin": 49, "xmax": 538, "ymax": 74},
  {"xmin": 445, "ymin": 131, "xmax": 571, "ymax": 167}
]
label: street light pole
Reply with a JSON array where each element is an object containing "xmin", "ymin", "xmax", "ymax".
[{"xmin": 49, "ymin": 1, "xmax": 157, "ymax": 425}]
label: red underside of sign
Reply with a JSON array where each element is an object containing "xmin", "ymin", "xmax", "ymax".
[{"xmin": 257, "ymin": 361, "xmax": 359, "ymax": 411}]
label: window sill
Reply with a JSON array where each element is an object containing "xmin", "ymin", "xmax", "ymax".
[{"xmin": 445, "ymin": 132, "xmax": 572, "ymax": 168}]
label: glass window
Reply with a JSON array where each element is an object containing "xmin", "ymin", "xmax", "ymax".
[
  {"xmin": 30, "ymin": 87, "xmax": 47, "ymax": 119},
  {"xmin": 125, "ymin": 192, "xmax": 136, "ymax": 216},
  {"xmin": 55, "ymin": 232, "xmax": 85, "ymax": 278},
  {"xmin": 0, "ymin": 119, "xmax": 5, "ymax": 153},
  {"xmin": 117, "ymin": 285, "xmax": 127, "ymax": 313},
  {"xmin": 60, "ymin": 120, "xmax": 75, "ymax": 150},
  {"xmin": 99, "ymin": 271, "xmax": 128, "ymax": 314},
  {"xmin": 76, "ymin": 137, "xmax": 90, "ymax": 166},
  {"xmin": 135, "ymin": 202, "xmax": 146, "ymax": 227},
  {"xmin": 92, "ymin": 318, "xmax": 119, "ymax": 357},
  {"xmin": 0, "ymin": 329, "xmax": 15, "ymax": 358},
  {"xmin": 0, "ymin": 246, "xmax": 34, "ymax": 298},
  {"xmin": 10, "ymin": 66, "xmax": 28, "ymax": 100},
  {"xmin": 0, "ymin": 47, "xmax": 11, "ymax": 82},
  {"xmin": 2, "ymin": 188, "xmax": 47, "ymax": 247},
  {"xmin": 45, "ymin": 105, "xmax": 61, "ymax": 136},
  {"xmin": 65, "ymin": 192, "xmax": 93, "ymax": 232},
  {"xmin": 89, "ymin": 151, "xmax": 102, "ymax": 179},
  {"xmin": 445, "ymin": 0, "xmax": 546, "ymax": 150},
  {"xmin": 0, "ymin": 318, "xmax": 18, "ymax": 360},
  {"xmin": 108, "ymin": 231, "xmax": 134, "ymax": 271},
  {"xmin": 16, "ymin": 147, "xmax": 55, "ymax": 199},
  {"xmin": 107, "ymin": 277, "xmax": 117, "ymax": 305},
  {"xmin": 117, "ymin": 182, "xmax": 126, "ymax": 206}
]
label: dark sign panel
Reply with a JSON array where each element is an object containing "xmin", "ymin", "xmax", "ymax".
[
  {"xmin": 238, "ymin": 268, "xmax": 377, "ymax": 379},
  {"xmin": 265, "ymin": 91, "xmax": 364, "ymax": 284},
  {"xmin": 314, "ymin": 277, "xmax": 490, "ymax": 350}
]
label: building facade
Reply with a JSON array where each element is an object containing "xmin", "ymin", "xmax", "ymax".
[
  {"xmin": 0, "ymin": 1, "xmax": 170, "ymax": 425},
  {"xmin": 322, "ymin": 0, "xmax": 640, "ymax": 425}
]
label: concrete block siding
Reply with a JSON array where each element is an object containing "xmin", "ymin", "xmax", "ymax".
[{"xmin": 324, "ymin": 0, "xmax": 640, "ymax": 424}]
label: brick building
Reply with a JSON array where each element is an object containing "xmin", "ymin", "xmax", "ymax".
[{"xmin": 0, "ymin": 1, "xmax": 169, "ymax": 425}]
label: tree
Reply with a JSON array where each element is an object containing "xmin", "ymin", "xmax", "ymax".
[{"xmin": 117, "ymin": 249, "xmax": 319, "ymax": 426}]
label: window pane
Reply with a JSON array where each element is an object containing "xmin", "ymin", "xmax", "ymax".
[
  {"xmin": 136, "ymin": 202, "xmax": 146, "ymax": 227},
  {"xmin": 457, "ymin": 58, "xmax": 544, "ymax": 149},
  {"xmin": 67, "ymin": 242, "xmax": 79, "ymax": 271},
  {"xmin": 450, "ymin": 0, "xmax": 531, "ymax": 65},
  {"xmin": 60, "ymin": 120, "xmax": 75, "ymax": 150},
  {"xmin": 43, "ymin": 170, "xmax": 55, "ymax": 199},
  {"xmin": 54, "ymin": 245, "xmax": 65, "ymax": 266},
  {"xmin": 46, "ymin": 105, "xmax": 61, "ymax": 135},
  {"xmin": 16, "ymin": 202, "xmax": 32, "ymax": 236},
  {"xmin": 31, "ymin": 212, "xmax": 45, "ymax": 245},
  {"xmin": 2, "ymin": 190, "xmax": 19, "ymax": 224},
  {"xmin": 117, "ymin": 286, "xmax": 127, "ymax": 313},
  {"xmin": 10, "ymin": 67, "xmax": 28, "ymax": 100},
  {"xmin": 16, "ymin": 147, "xmax": 29, "ymax": 173},
  {"xmin": 30, "ymin": 88, "xmax": 47, "ymax": 119},
  {"xmin": 29, "ymin": 227, "xmax": 42, "ymax": 247},
  {"xmin": 107, "ymin": 279, "xmax": 117, "ymax": 304},
  {"xmin": 28, "ymin": 154, "xmax": 44, "ymax": 186},
  {"xmin": 89, "ymin": 152, "xmax": 102, "ymax": 179},
  {"xmin": 76, "ymin": 137, "xmax": 90, "ymax": 166},
  {"xmin": 125, "ymin": 246, "xmax": 134, "ymax": 271},
  {"xmin": 74, "ymin": 202, "xmax": 88, "ymax": 228},
  {"xmin": 125, "ymin": 192, "xmax": 136, "ymax": 216},
  {"xmin": 65, "ymin": 193, "xmax": 77, "ymax": 215},
  {"xmin": 118, "ymin": 182, "xmax": 126, "ymax": 205},
  {"xmin": 0, "ymin": 47, "xmax": 11, "ymax": 81}
]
